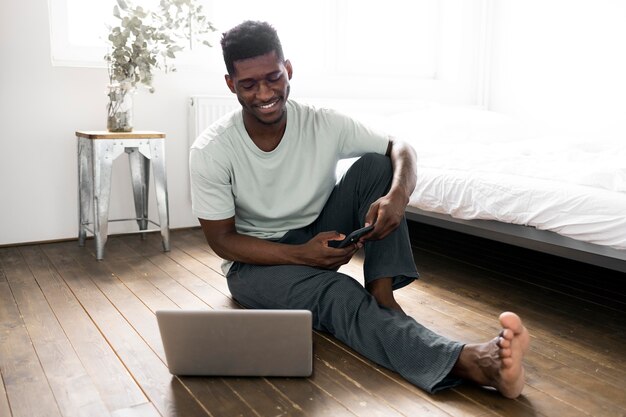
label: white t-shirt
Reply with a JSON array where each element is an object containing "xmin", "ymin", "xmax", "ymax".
[{"xmin": 189, "ymin": 100, "xmax": 389, "ymax": 272}]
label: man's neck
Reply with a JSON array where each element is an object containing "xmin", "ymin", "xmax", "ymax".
[{"xmin": 243, "ymin": 113, "xmax": 287, "ymax": 152}]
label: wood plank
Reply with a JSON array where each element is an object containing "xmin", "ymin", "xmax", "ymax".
[
  {"xmin": 0, "ymin": 278, "xmax": 62, "ymax": 417},
  {"xmin": 132, "ymin": 231, "xmax": 230, "ymax": 296},
  {"xmin": 171, "ymin": 228, "xmax": 624, "ymax": 415},
  {"xmin": 312, "ymin": 336, "xmax": 460, "ymax": 417},
  {"xmin": 394, "ymin": 284, "xmax": 621, "ymax": 416},
  {"xmin": 119, "ymin": 235, "xmax": 237, "ymax": 310},
  {"xmin": 308, "ymin": 354, "xmax": 407, "ymax": 417},
  {"xmin": 313, "ymin": 334, "xmax": 496, "ymax": 417},
  {"xmin": 392, "ymin": 301, "xmax": 588, "ymax": 417},
  {"xmin": 170, "ymin": 230, "xmax": 226, "ymax": 276},
  {"xmin": 18, "ymin": 245, "xmax": 149, "ymax": 413},
  {"xmin": 111, "ymin": 402, "xmax": 162, "ymax": 417},
  {"xmin": 1, "ymin": 229, "xmax": 619, "ymax": 417},
  {"xmin": 125, "ymin": 233, "xmax": 426, "ymax": 415},
  {"xmin": 0, "ymin": 247, "xmax": 111, "ymax": 417},
  {"xmin": 0, "ymin": 255, "xmax": 7, "ymax": 417},
  {"xmin": 404, "ymin": 250, "xmax": 626, "ymax": 368},
  {"xmin": 337, "ymin": 250, "xmax": 576, "ymax": 417},
  {"xmin": 404, "ymin": 281, "xmax": 626, "ymax": 389},
  {"xmin": 70, "ymin": 247, "xmax": 167, "ymax": 360},
  {"xmin": 175, "ymin": 231, "xmax": 487, "ymax": 417},
  {"xmin": 107, "ymin": 258, "xmax": 182, "ymax": 313},
  {"xmin": 117, "ymin": 237, "xmax": 307, "ymax": 417},
  {"xmin": 80, "ymin": 237, "xmax": 143, "ymax": 262},
  {"xmin": 0, "ymin": 372, "xmax": 11, "ymax": 417},
  {"xmin": 409, "ymin": 222, "xmax": 626, "ymax": 312},
  {"xmin": 219, "ymin": 377, "xmax": 311, "ymax": 417},
  {"xmin": 78, "ymin": 236, "xmax": 365, "ymax": 417},
  {"xmin": 124, "ymin": 256, "xmax": 210, "ymax": 310},
  {"xmin": 118, "ymin": 235, "xmax": 378, "ymax": 416},
  {"xmin": 259, "ymin": 377, "xmax": 356, "ymax": 417},
  {"xmin": 106, "ymin": 237, "xmax": 266, "ymax": 417},
  {"xmin": 523, "ymin": 368, "xmax": 622, "ymax": 417},
  {"xmin": 406, "ymin": 251, "xmax": 626, "ymax": 382},
  {"xmin": 316, "ymin": 323, "xmax": 528, "ymax": 417},
  {"xmin": 178, "ymin": 378, "xmax": 260, "ymax": 417},
  {"xmin": 158, "ymin": 246, "xmax": 231, "ymax": 296},
  {"xmin": 177, "ymin": 229, "xmax": 536, "ymax": 416},
  {"xmin": 413, "ymin": 246, "xmax": 625, "ymax": 340},
  {"xmin": 42, "ymin": 242, "xmax": 209, "ymax": 417},
  {"xmin": 0, "ymin": 371, "xmax": 11, "ymax": 417}
]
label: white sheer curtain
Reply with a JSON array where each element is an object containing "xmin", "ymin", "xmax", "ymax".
[{"xmin": 49, "ymin": 0, "xmax": 440, "ymax": 79}]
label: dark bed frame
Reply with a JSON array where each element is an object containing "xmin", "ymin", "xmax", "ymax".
[{"xmin": 405, "ymin": 207, "xmax": 626, "ymax": 274}]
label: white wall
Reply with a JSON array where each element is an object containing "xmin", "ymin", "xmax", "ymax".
[
  {"xmin": 488, "ymin": 0, "xmax": 626, "ymax": 139},
  {"xmin": 0, "ymin": 0, "xmax": 482, "ymax": 245},
  {"xmin": 0, "ymin": 0, "xmax": 227, "ymax": 245},
  {"xmin": 1, "ymin": 0, "xmax": 624, "ymax": 245}
]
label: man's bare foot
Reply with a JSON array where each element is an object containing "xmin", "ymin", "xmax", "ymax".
[
  {"xmin": 451, "ymin": 312, "xmax": 530, "ymax": 398},
  {"xmin": 366, "ymin": 278, "xmax": 405, "ymax": 313}
]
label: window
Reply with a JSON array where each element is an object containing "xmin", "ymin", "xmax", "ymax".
[
  {"xmin": 48, "ymin": 0, "xmax": 116, "ymax": 66},
  {"xmin": 49, "ymin": 0, "xmax": 440, "ymax": 77},
  {"xmin": 48, "ymin": 0, "xmax": 486, "ymax": 101}
]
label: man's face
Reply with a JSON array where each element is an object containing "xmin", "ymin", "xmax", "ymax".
[{"xmin": 226, "ymin": 51, "xmax": 293, "ymax": 127}]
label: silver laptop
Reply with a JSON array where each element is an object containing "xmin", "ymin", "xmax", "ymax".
[{"xmin": 156, "ymin": 309, "xmax": 313, "ymax": 377}]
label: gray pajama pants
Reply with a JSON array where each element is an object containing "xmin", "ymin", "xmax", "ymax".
[{"xmin": 226, "ymin": 153, "xmax": 464, "ymax": 393}]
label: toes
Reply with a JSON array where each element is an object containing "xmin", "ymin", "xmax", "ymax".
[
  {"xmin": 499, "ymin": 347, "xmax": 512, "ymax": 358},
  {"xmin": 501, "ymin": 356, "xmax": 514, "ymax": 368},
  {"xmin": 499, "ymin": 311, "xmax": 524, "ymax": 334},
  {"xmin": 500, "ymin": 328, "xmax": 514, "ymax": 341},
  {"xmin": 498, "ymin": 336, "xmax": 511, "ymax": 349}
]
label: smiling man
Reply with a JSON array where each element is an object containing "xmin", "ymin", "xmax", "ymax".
[{"xmin": 189, "ymin": 20, "xmax": 529, "ymax": 398}]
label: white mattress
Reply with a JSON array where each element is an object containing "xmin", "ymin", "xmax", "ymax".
[{"xmin": 340, "ymin": 104, "xmax": 626, "ymax": 250}]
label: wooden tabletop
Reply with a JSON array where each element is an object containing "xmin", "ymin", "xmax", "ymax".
[{"xmin": 76, "ymin": 131, "xmax": 166, "ymax": 139}]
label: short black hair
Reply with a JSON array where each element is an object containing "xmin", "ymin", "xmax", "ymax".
[{"xmin": 221, "ymin": 20, "xmax": 285, "ymax": 75}]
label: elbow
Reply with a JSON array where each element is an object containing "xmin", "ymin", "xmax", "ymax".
[{"xmin": 206, "ymin": 238, "xmax": 233, "ymax": 261}]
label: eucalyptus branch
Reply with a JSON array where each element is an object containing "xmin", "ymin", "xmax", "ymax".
[{"xmin": 104, "ymin": 0, "xmax": 215, "ymax": 92}]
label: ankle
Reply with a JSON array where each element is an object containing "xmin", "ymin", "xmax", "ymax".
[
  {"xmin": 366, "ymin": 277, "xmax": 393, "ymax": 294},
  {"xmin": 451, "ymin": 341, "xmax": 504, "ymax": 388},
  {"xmin": 366, "ymin": 278, "xmax": 404, "ymax": 312}
]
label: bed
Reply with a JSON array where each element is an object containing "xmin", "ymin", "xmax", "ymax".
[
  {"xmin": 190, "ymin": 96, "xmax": 626, "ymax": 273},
  {"xmin": 331, "ymin": 101, "xmax": 626, "ymax": 273}
]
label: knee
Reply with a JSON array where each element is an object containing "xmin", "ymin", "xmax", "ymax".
[
  {"xmin": 314, "ymin": 275, "xmax": 371, "ymax": 325},
  {"xmin": 356, "ymin": 153, "xmax": 392, "ymax": 179}
]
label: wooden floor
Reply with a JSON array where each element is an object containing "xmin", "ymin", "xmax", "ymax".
[{"xmin": 1, "ymin": 227, "xmax": 625, "ymax": 417}]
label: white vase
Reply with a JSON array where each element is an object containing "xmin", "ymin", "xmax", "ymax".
[{"xmin": 106, "ymin": 81, "xmax": 135, "ymax": 132}]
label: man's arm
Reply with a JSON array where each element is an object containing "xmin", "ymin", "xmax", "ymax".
[
  {"xmin": 199, "ymin": 217, "xmax": 359, "ymax": 270},
  {"xmin": 363, "ymin": 138, "xmax": 417, "ymax": 239}
]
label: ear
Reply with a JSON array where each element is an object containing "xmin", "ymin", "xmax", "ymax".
[
  {"xmin": 284, "ymin": 59, "xmax": 293, "ymax": 80},
  {"xmin": 225, "ymin": 74, "xmax": 236, "ymax": 94}
]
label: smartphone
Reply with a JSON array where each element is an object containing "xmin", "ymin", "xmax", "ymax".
[{"xmin": 331, "ymin": 224, "xmax": 375, "ymax": 248}]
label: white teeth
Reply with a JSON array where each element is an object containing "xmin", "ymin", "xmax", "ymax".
[{"xmin": 259, "ymin": 100, "xmax": 278, "ymax": 109}]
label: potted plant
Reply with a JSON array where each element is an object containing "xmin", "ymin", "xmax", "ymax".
[{"xmin": 104, "ymin": 0, "xmax": 215, "ymax": 132}]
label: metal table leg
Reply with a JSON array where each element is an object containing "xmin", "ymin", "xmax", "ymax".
[
  {"xmin": 77, "ymin": 138, "xmax": 92, "ymax": 247},
  {"xmin": 128, "ymin": 147, "xmax": 150, "ymax": 238},
  {"xmin": 150, "ymin": 139, "xmax": 170, "ymax": 252}
]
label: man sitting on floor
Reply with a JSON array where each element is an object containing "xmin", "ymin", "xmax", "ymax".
[{"xmin": 190, "ymin": 20, "xmax": 529, "ymax": 398}]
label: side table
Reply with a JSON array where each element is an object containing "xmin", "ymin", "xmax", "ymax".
[{"xmin": 76, "ymin": 130, "xmax": 170, "ymax": 259}]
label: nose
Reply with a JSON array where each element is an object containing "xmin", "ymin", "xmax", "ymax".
[{"xmin": 256, "ymin": 81, "xmax": 273, "ymax": 101}]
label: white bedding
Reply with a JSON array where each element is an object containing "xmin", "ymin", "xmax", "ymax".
[{"xmin": 340, "ymin": 104, "xmax": 626, "ymax": 250}]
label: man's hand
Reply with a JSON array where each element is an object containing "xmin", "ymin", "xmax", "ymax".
[
  {"xmin": 363, "ymin": 190, "xmax": 408, "ymax": 240},
  {"xmin": 297, "ymin": 231, "xmax": 361, "ymax": 269},
  {"xmin": 360, "ymin": 138, "xmax": 416, "ymax": 241},
  {"xmin": 200, "ymin": 218, "xmax": 359, "ymax": 270}
]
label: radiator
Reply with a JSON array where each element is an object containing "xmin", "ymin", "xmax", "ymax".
[
  {"xmin": 188, "ymin": 95, "xmax": 425, "ymax": 147},
  {"xmin": 188, "ymin": 95, "xmax": 240, "ymax": 147}
]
